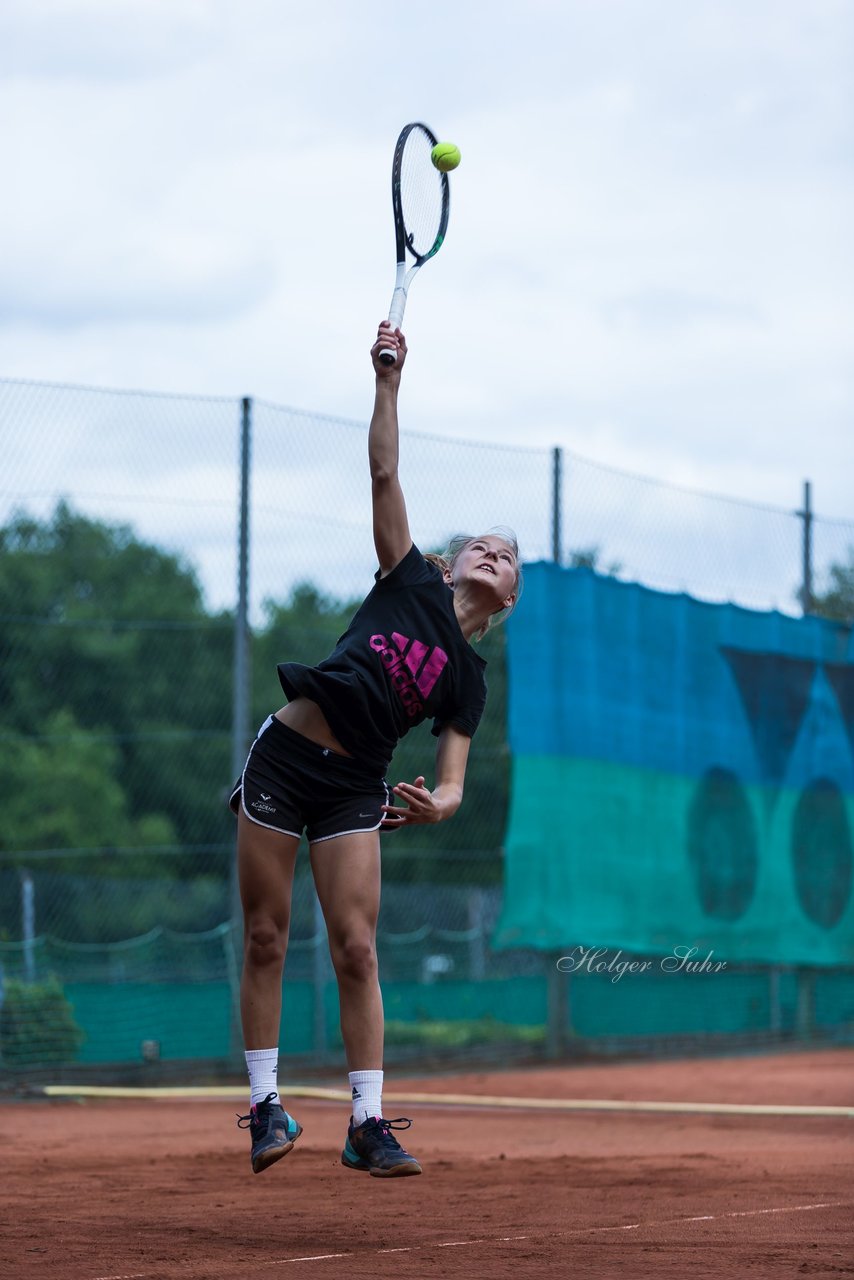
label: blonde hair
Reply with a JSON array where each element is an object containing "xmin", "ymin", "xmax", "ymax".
[{"xmin": 425, "ymin": 527, "xmax": 522, "ymax": 642}]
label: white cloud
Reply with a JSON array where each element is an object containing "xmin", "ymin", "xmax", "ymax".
[{"xmin": 0, "ymin": 0, "xmax": 851, "ymax": 613}]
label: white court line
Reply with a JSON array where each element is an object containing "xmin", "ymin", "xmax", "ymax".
[
  {"xmin": 272, "ymin": 1255, "xmax": 348, "ymax": 1264},
  {"xmin": 90, "ymin": 1201, "xmax": 850, "ymax": 1278},
  {"xmin": 44, "ymin": 1083, "xmax": 854, "ymax": 1118},
  {"xmin": 575, "ymin": 1202, "xmax": 845, "ymax": 1235},
  {"xmin": 263, "ymin": 1202, "xmax": 849, "ymax": 1267},
  {"xmin": 723, "ymin": 1203, "xmax": 841, "ymax": 1219}
]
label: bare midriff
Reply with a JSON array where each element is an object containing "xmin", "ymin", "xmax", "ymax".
[{"xmin": 274, "ymin": 697, "xmax": 352, "ymax": 756}]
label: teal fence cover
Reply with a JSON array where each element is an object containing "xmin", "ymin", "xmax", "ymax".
[{"xmin": 495, "ymin": 565, "xmax": 854, "ymax": 964}]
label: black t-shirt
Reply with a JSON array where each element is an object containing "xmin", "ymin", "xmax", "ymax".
[{"xmin": 277, "ymin": 544, "xmax": 487, "ymax": 773}]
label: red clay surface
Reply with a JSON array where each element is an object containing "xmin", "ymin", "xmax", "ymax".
[{"xmin": 1, "ymin": 1049, "xmax": 852, "ymax": 1280}]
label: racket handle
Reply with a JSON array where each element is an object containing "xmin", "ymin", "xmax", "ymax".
[{"xmin": 379, "ymin": 287, "xmax": 407, "ymax": 365}]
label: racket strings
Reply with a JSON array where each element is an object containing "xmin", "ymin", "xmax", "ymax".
[{"xmin": 399, "ymin": 127, "xmax": 446, "ymax": 260}]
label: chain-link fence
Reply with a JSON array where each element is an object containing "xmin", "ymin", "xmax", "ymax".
[{"xmin": 1, "ymin": 376, "xmax": 852, "ymax": 1077}]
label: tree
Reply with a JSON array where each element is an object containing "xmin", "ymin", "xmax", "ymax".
[
  {"xmin": 0, "ymin": 502, "xmax": 234, "ymax": 869},
  {"xmin": 567, "ymin": 545, "xmax": 623, "ymax": 575},
  {"xmin": 0, "ymin": 708, "xmax": 174, "ymax": 860},
  {"xmin": 0, "ymin": 504, "xmax": 513, "ymax": 930},
  {"xmin": 812, "ymin": 546, "xmax": 854, "ymax": 625}
]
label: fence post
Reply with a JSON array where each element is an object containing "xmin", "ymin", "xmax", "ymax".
[
  {"xmin": 547, "ymin": 452, "xmax": 568, "ymax": 1057},
  {"xmin": 552, "ymin": 447, "xmax": 563, "ymax": 565},
  {"xmin": 468, "ymin": 887, "xmax": 487, "ymax": 982},
  {"xmin": 546, "ymin": 958, "xmax": 569, "ymax": 1060},
  {"xmin": 795, "ymin": 967, "xmax": 815, "ymax": 1041},
  {"xmin": 229, "ymin": 396, "xmax": 253, "ymax": 1064},
  {"xmin": 796, "ymin": 479, "xmax": 813, "ymax": 614},
  {"xmin": 769, "ymin": 966, "xmax": 782, "ymax": 1036},
  {"xmin": 21, "ymin": 870, "xmax": 36, "ymax": 983}
]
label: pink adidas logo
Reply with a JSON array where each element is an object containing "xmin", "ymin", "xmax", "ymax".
[{"xmin": 370, "ymin": 633, "xmax": 448, "ymax": 719}]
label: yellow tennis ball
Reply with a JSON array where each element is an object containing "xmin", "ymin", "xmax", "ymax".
[{"xmin": 431, "ymin": 141, "xmax": 461, "ymax": 172}]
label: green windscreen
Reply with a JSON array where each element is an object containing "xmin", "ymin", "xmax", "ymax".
[{"xmin": 494, "ymin": 565, "xmax": 854, "ymax": 965}]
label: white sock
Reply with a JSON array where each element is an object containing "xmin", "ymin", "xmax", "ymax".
[
  {"xmin": 245, "ymin": 1048, "xmax": 279, "ymax": 1108},
  {"xmin": 349, "ymin": 1069, "xmax": 383, "ymax": 1125}
]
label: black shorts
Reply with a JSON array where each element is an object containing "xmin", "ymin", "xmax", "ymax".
[{"xmin": 229, "ymin": 715, "xmax": 390, "ymax": 844}]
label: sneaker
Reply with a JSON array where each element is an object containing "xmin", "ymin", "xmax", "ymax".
[
  {"xmin": 341, "ymin": 1115, "xmax": 422, "ymax": 1177},
  {"xmin": 236, "ymin": 1092, "xmax": 302, "ymax": 1174}
]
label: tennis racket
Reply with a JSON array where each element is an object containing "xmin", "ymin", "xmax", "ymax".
[{"xmin": 379, "ymin": 122, "xmax": 451, "ymax": 365}]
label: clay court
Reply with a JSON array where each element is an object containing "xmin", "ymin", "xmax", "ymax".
[{"xmin": 2, "ymin": 1047, "xmax": 852, "ymax": 1280}]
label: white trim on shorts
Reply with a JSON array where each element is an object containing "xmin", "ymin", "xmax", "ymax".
[
  {"xmin": 239, "ymin": 790, "xmax": 301, "ymax": 838},
  {"xmin": 308, "ymin": 780, "xmax": 390, "ymax": 846},
  {"xmin": 234, "ymin": 715, "xmax": 301, "ymax": 838}
]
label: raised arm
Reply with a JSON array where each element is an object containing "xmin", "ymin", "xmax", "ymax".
[{"xmin": 369, "ymin": 321, "xmax": 412, "ymax": 578}]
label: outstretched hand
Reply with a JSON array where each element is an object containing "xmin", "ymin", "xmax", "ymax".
[
  {"xmin": 380, "ymin": 775, "xmax": 442, "ymax": 829},
  {"xmin": 371, "ymin": 321, "xmax": 407, "ymax": 378}
]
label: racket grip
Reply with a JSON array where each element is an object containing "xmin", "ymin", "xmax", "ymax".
[
  {"xmin": 379, "ymin": 287, "xmax": 407, "ymax": 364},
  {"xmin": 388, "ymin": 288, "xmax": 407, "ymax": 330}
]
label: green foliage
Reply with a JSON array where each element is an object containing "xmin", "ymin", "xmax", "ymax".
[
  {"xmin": 0, "ymin": 502, "xmax": 510, "ymax": 941},
  {"xmin": 2, "ymin": 875, "xmax": 228, "ymax": 943},
  {"xmin": 0, "ymin": 502, "xmax": 233, "ymax": 874},
  {"xmin": 0, "ymin": 709, "xmax": 175, "ymax": 865},
  {"xmin": 812, "ymin": 546, "xmax": 854, "ymax": 625},
  {"xmin": 0, "ymin": 975, "xmax": 85, "ymax": 1065},
  {"xmin": 384, "ymin": 1016, "xmax": 544, "ymax": 1049},
  {"xmin": 568, "ymin": 545, "xmax": 623, "ymax": 576}
]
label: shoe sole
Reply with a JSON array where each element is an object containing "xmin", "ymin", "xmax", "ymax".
[
  {"xmin": 252, "ymin": 1124, "xmax": 303, "ymax": 1175},
  {"xmin": 341, "ymin": 1154, "xmax": 422, "ymax": 1177}
]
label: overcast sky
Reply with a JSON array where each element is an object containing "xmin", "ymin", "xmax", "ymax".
[{"xmin": 1, "ymin": 0, "xmax": 852, "ymax": 614}]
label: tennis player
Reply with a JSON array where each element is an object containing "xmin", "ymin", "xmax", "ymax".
[{"xmin": 232, "ymin": 321, "xmax": 520, "ymax": 1177}]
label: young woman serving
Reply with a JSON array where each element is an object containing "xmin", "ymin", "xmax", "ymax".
[{"xmin": 232, "ymin": 321, "xmax": 520, "ymax": 1177}]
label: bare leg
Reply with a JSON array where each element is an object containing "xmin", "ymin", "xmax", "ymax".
[
  {"xmin": 309, "ymin": 831, "xmax": 383, "ymax": 1068},
  {"xmin": 237, "ymin": 807, "xmax": 300, "ymax": 1048}
]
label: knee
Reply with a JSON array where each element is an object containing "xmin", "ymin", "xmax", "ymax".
[
  {"xmin": 243, "ymin": 915, "xmax": 288, "ymax": 970},
  {"xmin": 331, "ymin": 935, "xmax": 377, "ymax": 984}
]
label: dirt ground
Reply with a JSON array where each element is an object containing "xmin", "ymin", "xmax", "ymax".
[{"xmin": 1, "ymin": 1048, "xmax": 852, "ymax": 1280}]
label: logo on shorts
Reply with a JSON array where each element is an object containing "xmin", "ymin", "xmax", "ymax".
[
  {"xmin": 369, "ymin": 632, "xmax": 448, "ymax": 719},
  {"xmin": 251, "ymin": 797, "xmax": 277, "ymax": 814}
]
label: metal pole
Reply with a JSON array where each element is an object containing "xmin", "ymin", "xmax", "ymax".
[
  {"xmin": 769, "ymin": 966, "xmax": 781, "ymax": 1036},
  {"xmin": 21, "ymin": 870, "xmax": 35, "ymax": 983},
  {"xmin": 229, "ymin": 396, "xmax": 252, "ymax": 1062},
  {"xmin": 551, "ymin": 447, "xmax": 563, "ymax": 565},
  {"xmin": 795, "ymin": 967, "xmax": 815, "ymax": 1041},
  {"xmin": 468, "ymin": 887, "xmax": 486, "ymax": 983},
  {"xmin": 546, "ymin": 959, "xmax": 569, "ymax": 1060},
  {"xmin": 797, "ymin": 480, "xmax": 813, "ymax": 615},
  {"xmin": 231, "ymin": 396, "xmax": 253, "ymax": 786},
  {"xmin": 547, "ymin": 452, "xmax": 567, "ymax": 1056}
]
